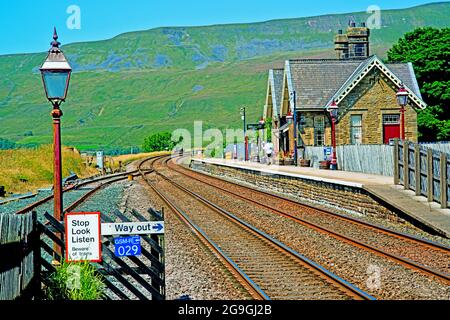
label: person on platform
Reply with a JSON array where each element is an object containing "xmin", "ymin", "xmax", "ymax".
[{"xmin": 264, "ymin": 142, "xmax": 274, "ymax": 165}]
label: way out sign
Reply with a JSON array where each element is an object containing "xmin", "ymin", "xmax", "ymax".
[
  {"xmin": 102, "ymin": 221, "xmax": 165, "ymax": 236},
  {"xmin": 65, "ymin": 212, "xmax": 102, "ymax": 263}
]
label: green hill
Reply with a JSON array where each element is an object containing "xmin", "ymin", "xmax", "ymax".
[{"xmin": 0, "ymin": 2, "xmax": 449, "ymax": 151}]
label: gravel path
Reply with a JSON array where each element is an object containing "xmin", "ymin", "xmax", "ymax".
[
  {"xmin": 0, "ymin": 191, "xmax": 52, "ymax": 214},
  {"xmin": 157, "ymin": 164, "xmax": 450, "ymax": 300},
  {"xmin": 123, "ymin": 176, "xmax": 251, "ymax": 300}
]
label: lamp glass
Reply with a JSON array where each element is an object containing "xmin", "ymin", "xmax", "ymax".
[
  {"xmin": 286, "ymin": 116, "xmax": 293, "ymax": 125},
  {"xmin": 397, "ymin": 94, "xmax": 408, "ymax": 107},
  {"xmin": 42, "ymin": 70, "xmax": 70, "ymax": 100},
  {"xmin": 330, "ymin": 108, "xmax": 338, "ymax": 119}
]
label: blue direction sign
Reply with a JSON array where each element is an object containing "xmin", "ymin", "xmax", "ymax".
[
  {"xmin": 114, "ymin": 236, "xmax": 141, "ymax": 257},
  {"xmin": 324, "ymin": 147, "xmax": 333, "ymax": 161}
]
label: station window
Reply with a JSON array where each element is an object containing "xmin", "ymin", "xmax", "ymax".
[
  {"xmin": 383, "ymin": 114, "xmax": 400, "ymax": 125},
  {"xmin": 314, "ymin": 116, "xmax": 325, "ymax": 146},
  {"xmin": 350, "ymin": 115, "xmax": 362, "ymax": 145}
]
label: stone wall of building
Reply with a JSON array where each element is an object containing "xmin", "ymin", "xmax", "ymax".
[
  {"xmin": 287, "ymin": 70, "xmax": 419, "ymax": 149},
  {"xmin": 191, "ymin": 160, "xmax": 404, "ymax": 223},
  {"xmin": 336, "ymin": 70, "xmax": 418, "ymax": 145},
  {"xmin": 297, "ymin": 111, "xmax": 332, "ymax": 147}
]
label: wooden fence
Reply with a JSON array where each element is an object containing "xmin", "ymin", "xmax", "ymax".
[
  {"xmin": 304, "ymin": 144, "xmax": 394, "ymax": 176},
  {"xmin": 420, "ymin": 142, "xmax": 450, "ymax": 154},
  {"xmin": 1, "ymin": 207, "xmax": 165, "ymax": 300},
  {"xmin": 394, "ymin": 140, "xmax": 450, "ymax": 209},
  {"xmin": 0, "ymin": 212, "xmax": 39, "ymax": 300},
  {"xmin": 40, "ymin": 209, "xmax": 165, "ymax": 300}
]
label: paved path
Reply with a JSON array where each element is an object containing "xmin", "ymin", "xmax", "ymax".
[{"xmin": 195, "ymin": 158, "xmax": 450, "ymax": 238}]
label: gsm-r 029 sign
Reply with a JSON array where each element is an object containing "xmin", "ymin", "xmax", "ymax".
[
  {"xmin": 65, "ymin": 212, "xmax": 102, "ymax": 263},
  {"xmin": 114, "ymin": 236, "xmax": 141, "ymax": 257}
]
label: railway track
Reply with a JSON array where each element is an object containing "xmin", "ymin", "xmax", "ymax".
[
  {"xmin": 165, "ymin": 156, "xmax": 450, "ymax": 285},
  {"xmin": 6, "ymin": 162, "xmax": 157, "ymax": 216},
  {"xmin": 12, "ymin": 173, "xmax": 135, "ymax": 216},
  {"xmin": 139, "ymin": 156, "xmax": 375, "ymax": 300}
]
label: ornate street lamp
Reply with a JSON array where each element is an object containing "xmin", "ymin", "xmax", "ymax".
[
  {"xmin": 327, "ymin": 100, "xmax": 339, "ymax": 170},
  {"xmin": 40, "ymin": 28, "xmax": 72, "ymax": 259},
  {"xmin": 396, "ymin": 83, "xmax": 409, "ymax": 140},
  {"xmin": 286, "ymin": 111, "xmax": 293, "ymax": 124}
]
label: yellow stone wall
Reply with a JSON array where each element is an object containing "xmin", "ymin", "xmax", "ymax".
[
  {"xmin": 336, "ymin": 74, "xmax": 418, "ymax": 144},
  {"xmin": 275, "ymin": 70, "xmax": 419, "ymax": 156}
]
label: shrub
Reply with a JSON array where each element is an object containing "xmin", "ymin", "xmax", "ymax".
[{"xmin": 44, "ymin": 261, "xmax": 105, "ymax": 300}]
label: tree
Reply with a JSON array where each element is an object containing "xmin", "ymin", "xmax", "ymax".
[
  {"xmin": 142, "ymin": 132, "xmax": 181, "ymax": 152},
  {"xmin": 387, "ymin": 27, "xmax": 449, "ymax": 141},
  {"xmin": 0, "ymin": 138, "xmax": 16, "ymax": 150}
]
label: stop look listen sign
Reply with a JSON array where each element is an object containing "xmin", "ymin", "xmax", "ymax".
[{"xmin": 65, "ymin": 212, "xmax": 102, "ymax": 263}]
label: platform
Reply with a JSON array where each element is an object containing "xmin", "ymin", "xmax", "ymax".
[{"xmin": 194, "ymin": 158, "xmax": 450, "ymax": 238}]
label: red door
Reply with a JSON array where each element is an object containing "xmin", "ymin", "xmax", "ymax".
[{"xmin": 383, "ymin": 124, "xmax": 400, "ymax": 145}]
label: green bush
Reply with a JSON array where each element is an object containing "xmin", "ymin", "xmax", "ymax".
[
  {"xmin": 143, "ymin": 132, "xmax": 183, "ymax": 152},
  {"xmin": 44, "ymin": 261, "xmax": 105, "ymax": 300}
]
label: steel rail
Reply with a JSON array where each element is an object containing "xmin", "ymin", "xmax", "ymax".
[
  {"xmin": 64, "ymin": 155, "xmax": 168, "ymax": 213},
  {"xmin": 149, "ymin": 156, "xmax": 375, "ymax": 300},
  {"xmin": 137, "ymin": 157, "xmax": 269, "ymax": 300},
  {"xmin": 178, "ymin": 158, "xmax": 450, "ymax": 252},
  {"xmin": 14, "ymin": 169, "xmax": 146, "ymax": 215},
  {"xmin": 167, "ymin": 157, "xmax": 450, "ymax": 284}
]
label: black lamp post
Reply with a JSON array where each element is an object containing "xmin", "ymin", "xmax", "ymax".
[
  {"xmin": 327, "ymin": 100, "xmax": 339, "ymax": 170},
  {"xmin": 40, "ymin": 28, "xmax": 72, "ymax": 258},
  {"xmin": 396, "ymin": 83, "xmax": 409, "ymax": 140}
]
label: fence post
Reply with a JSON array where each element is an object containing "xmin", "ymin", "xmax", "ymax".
[
  {"xmin": 415, "ymin": 144, "xmax": 421, "ymax": 196},
  {"xmin": 440, "ymin": 153, "xmax": 447, "ymax": 209},
  {"xmin": 31, "ymin": 211, "xmax": 41, "ymax": 300},
  {"xmin": 393, "ymin": 139, "xmax": 399, "ymax": 185},
  {"xmin": 403, "ymin": 140, "xmax": 409, "ymax": 190},
  {"xmin": 427, "ymin": 148, "xmax": 433, "ymax": 202}
]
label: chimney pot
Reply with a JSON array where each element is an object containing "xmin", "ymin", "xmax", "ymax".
[
  {"xmin": 338, "ymin": 29, "xmax": 343, "ymax": 34},
  {"xmin": 361, "ymin": 22, "xmax": 366, "ymax": 27}
]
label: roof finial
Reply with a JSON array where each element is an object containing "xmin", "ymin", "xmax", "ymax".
[{"xmin": 50, "ymin": 27, "xmax": 61, "ymax": 50}]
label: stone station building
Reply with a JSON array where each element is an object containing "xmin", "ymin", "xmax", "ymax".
[{"xmin": 263, "ymin": 22, "xmax": 427, "ymax": 160}]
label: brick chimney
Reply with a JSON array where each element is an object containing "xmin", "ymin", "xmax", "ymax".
[{"xmin": 335, "ymin": 21, "xmax": 370, "ymax": 59}]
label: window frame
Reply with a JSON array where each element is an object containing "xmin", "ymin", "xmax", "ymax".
[
  {"xmin": 314, "ymin": 115, "xmax": 325, "ymax": 147},
  {"xmin": 383, "ymin": 114, "xmax": 400, "ymax": 125},
  {"xmin": 350, "ymin": 114, "xmax": 363, "ymax": 145}
]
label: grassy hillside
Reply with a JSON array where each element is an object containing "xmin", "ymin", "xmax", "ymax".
[
  {"xmin": 0, "ymin": 2, "xmax": 449, "ymax": 150},
  {"xmin": 0, "ymin": 145, "xmax": 97, "ymax": 194}
]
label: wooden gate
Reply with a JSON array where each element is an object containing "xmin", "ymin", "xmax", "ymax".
[
  {"xmin": 0, "ymin": 212, "xmax": 40, "ymax": 300},
  {"xmin": 38, "ymin": 208, "xmax": 165, "ymax": 300}
]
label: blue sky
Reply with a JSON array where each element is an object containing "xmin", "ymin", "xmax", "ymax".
[{"xmin": 0, "ymin": 0, "xmax": 445, "ymax": 55}]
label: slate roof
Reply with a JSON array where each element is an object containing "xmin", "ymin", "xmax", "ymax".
[
  {"xmin": 285, "ymin": 56, "xmax": 424, "ymax": 110},
  {"xmin": 288, "ymin": 59, "xmax": 363, "ymax": 109},
  {"xmin": 386, "ymin": 63, "xmax": 422, "ymax": 99},
  {"xmin": 270, "ymin": 69, "xmax": 284, "ymax": 117}
]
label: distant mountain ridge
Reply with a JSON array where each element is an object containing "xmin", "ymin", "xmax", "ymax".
[{"xmin": 0, "ymin": 2, "xmax": 449, "ymax": 150}]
